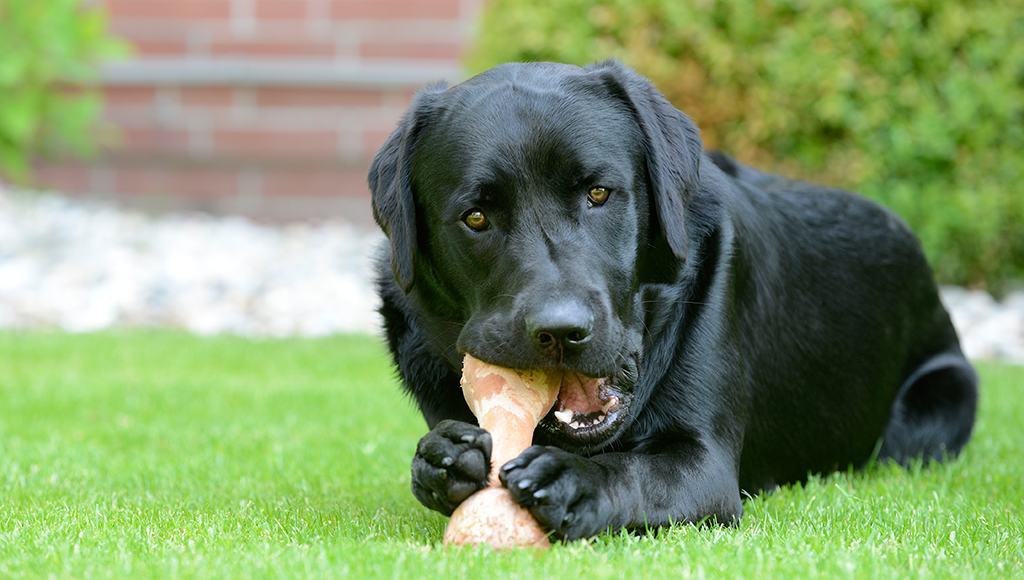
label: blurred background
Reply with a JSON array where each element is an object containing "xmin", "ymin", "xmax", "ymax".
[
  {"xmin": 4, "ymin": 0, "xmax": 484, "ymax": 225},
  {"xmin": 1, "ymin": 0, "xmax": 1022, "ymax": 359}
]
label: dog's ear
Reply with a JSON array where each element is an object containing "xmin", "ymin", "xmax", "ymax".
[
  {"xmin": 585, "ymin": 60, "xmax": 703, "ymax": 262},
  {"xmin": 369, "ymin": 84, "xmax": 446, "ymax": 293}
]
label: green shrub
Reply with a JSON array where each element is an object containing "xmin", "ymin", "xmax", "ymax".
[
  {"xmin": 0, "ymin": 0, "xmax": 129, "ymax": 183},
  {"xmin": 469, "ymin": 0, "xmax": 1024, "ymax": 292}
]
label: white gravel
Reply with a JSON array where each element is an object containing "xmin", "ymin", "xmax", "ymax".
[
  {"xmin": 2, "ymin": 185, "xmax": 1022, "ymax": 364},
  {"xmin": 0, "ymin": 186, "xmax": 383, "ymax": 337}
]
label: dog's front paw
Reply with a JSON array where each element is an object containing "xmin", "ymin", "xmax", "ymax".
[
  {"xmin": 411, "ymin": 419, "xmax": 492, "ymax": 516},
  {"xmin": 499, "ymin": 446, "xmax": 613, "ymax": 541}
]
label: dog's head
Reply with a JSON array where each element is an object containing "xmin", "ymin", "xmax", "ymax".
[{"xmin": 370, "ymin": 60, "xmax": 703, "ymax": 452}]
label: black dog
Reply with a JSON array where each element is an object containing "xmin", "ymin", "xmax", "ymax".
[{"xmin": 368, "ymin": 60, "xmax": 978, "ymax": 541}]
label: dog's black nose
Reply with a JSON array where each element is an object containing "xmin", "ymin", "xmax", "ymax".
[{"xmin": 526, "ymin": 301, "xmax": 593, "ymax": 355}]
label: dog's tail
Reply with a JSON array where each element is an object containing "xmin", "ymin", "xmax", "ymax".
[{"xmin": 876, "ymin": 350, "xmax": 978, "ymax": 466}]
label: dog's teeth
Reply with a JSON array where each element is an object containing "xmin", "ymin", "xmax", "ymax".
[
  {"xmin": 601, "ymin": 398, "xmax": 618, "ymax": 414},
  {"xmin": 557, "ymin": 407, "xmax": 613, "ymax": 430}
]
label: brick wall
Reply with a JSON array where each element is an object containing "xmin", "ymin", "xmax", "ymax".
[{"xmin": 35, "ymin": 0, "xmax": 483, "ymax": 225}]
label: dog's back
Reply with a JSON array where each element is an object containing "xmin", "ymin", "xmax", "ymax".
[{"xmin": 708, "ymin": 151, "xmax": 978, "ymax": 487}]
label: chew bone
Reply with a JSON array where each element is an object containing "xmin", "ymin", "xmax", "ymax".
[{"xmin": 442, "ymin": 354, "xmax": 562, "ymax": 549}]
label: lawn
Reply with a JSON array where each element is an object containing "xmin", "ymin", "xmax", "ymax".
[{"xmin": 1, "ymin": 331, "xmax": 1021, "ymax": 579}]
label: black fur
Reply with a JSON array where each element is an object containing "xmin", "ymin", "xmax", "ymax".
[{"xmin": 368, "ymin": 60, "xmax": 978, "ymax": 541}]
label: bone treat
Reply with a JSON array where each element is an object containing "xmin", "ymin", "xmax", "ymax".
[{"xmin": 442, "ymin": 354, "xmax": 562, "ymax": 549}]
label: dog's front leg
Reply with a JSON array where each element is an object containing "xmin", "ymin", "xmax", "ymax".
[
  {"xmin": 499, "ymin": 444, "xmax": 742, "ymax": 541},
  {"xmin": 410, "ymin": 420, "xmax": 493, "ymax": 516}
]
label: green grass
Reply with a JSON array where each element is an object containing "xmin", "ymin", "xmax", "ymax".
[{"xmin": 1, "ymin": 331, "xmax": 1021, "ymax": 579}]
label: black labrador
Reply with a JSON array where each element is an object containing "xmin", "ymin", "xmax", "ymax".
[{"xmin": 368, "ymin": 60, "xmax": 978, "ymax": 541}]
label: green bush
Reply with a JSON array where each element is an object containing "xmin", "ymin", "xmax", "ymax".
[
  {"xmin": 0, "ymin": 0, "xmax": 129, "ymax": 183},
  {"xmin": 469, "ymin": 0, "xmax": 1024, "ymax": 292}
]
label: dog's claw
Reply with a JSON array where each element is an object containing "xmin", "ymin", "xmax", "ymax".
[
  {"xmin": 410, "ymin": 420, "xmax": 492, "ymax": 515},
  {"xmin": 502, "ymin": 458, "xmax": 524, "ymax": 472}
]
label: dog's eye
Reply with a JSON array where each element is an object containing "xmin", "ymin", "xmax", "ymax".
[
  {"xmin": 463, "ymin": 209, "xmax": 489, "ymax": 231},
  {"xmin": 587, "ymin": 186, "xmax": 611, "ymax": 207}
]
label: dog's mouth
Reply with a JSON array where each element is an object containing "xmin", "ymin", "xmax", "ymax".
[{"xmin": 537, "ymin": 358, "xmax": 637, "ymax": 451}]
